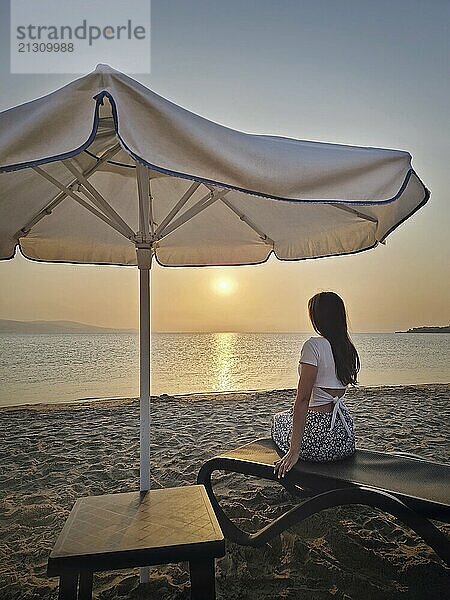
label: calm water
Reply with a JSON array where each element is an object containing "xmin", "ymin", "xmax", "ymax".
[{"xmin": 0, "ymin": 332, "xmax": 449, "ymax": 407}]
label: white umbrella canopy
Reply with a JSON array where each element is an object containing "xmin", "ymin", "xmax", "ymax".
[
  {"xmin": 0, "ymin": 64, "xmax": 429, "ymax": 266},
  {"xmin": 0, "ymin": 64, "xmax": 429, "ymax": 490}
]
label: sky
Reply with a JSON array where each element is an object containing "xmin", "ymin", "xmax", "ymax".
[{"xmin": 0, "ymin": 0, "xmax": 449, "ymax": 333}]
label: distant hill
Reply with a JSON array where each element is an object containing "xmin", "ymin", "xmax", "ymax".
[
  {"xmin": 0, "ymin": 319, "xmax": 136, "ymax": 334},
  {"xmin": 395, "ymin": 325, "xmax": 450, "ymax": 334}
]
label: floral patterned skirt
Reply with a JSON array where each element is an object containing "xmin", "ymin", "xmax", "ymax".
[{"xmin": 271, "ymin": 405, "xmax": 356, "ymax": 462}]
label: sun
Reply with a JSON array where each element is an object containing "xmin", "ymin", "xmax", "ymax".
[{"xmin": 212, "ymin": 278, "xmax": 236, "ymax": 295}]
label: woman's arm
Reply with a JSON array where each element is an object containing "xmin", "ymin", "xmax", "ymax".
[{"xmin": 273, "ymin": 362, "xmax": 317, "ymax": 478}]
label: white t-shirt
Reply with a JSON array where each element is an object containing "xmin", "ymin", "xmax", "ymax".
[{"xmin": 298, "ymin": 336, "xmax": 346, "ymax": 390}]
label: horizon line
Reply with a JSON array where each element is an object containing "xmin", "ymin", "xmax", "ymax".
[{"xmin": 1, "ymin": 318, "xmax": 448, "ymax": 335}]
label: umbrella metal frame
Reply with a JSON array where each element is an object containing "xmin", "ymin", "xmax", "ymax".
[{"xmin": 25, "ymin": 152, "xmax": 256, "ymax": 493}]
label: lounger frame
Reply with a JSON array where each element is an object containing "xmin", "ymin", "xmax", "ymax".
[{"xmin": 197, "ymin": 438, "xmax": 450, "ymax": 566}]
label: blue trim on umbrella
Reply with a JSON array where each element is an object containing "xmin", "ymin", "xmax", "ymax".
[
  {"xmin": 0, "ymin": 90, "xmax": 430, "ymax": 208},
  {"xmin": 0, "ymin": 95, "xmax": 104, "ymax": 174},
  {"xmin": 379, "ymin": 186, "xmax": 430, "ymax": 243},
  {"xmin": 84, "ymin": 149, "xmax": 134, "ymax": 169}
]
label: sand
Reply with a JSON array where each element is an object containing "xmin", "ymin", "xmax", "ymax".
[{"xmin": 0, "ymin": 384, "xmax": 449, "ymax": 599}]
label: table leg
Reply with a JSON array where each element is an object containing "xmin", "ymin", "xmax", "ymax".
[
  {"xmin": 58, "ymin": 571, "xmax": 78, "ymax": 600},
  {"xmin": 78, "ymin": 571, "xmax": 93, "ymax": 600},
  {"xmin": 189, "ymin": 558, "xmax": 216, "ymax": 600}
]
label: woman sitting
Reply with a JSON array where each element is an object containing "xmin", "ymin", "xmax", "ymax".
[{"xmin": 272, "ymin": 291, "xmax": 359, "ymax": 478}]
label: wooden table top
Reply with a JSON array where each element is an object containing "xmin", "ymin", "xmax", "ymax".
[{"xmin": 48, "ymin": 485, "xmax": 225, "ymax": 575}]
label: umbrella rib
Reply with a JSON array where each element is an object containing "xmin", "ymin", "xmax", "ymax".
[
  {"xmin": 75, "ymin": 185, "xmax": 136, "ymax": 237},
  {"xmin": 15, "ymin": 145, "xmax": 122, "ymax": 238},
  {"xmin": 32, "ymin": 166, "xmax": 132, "ymax": 240},
  {"xmin": 136, "ymin": 163, "xmax": 151, "ymax": 241},
  {"xmin": 148, "ymin": 179, "xmax": 155, "ymax": 235},
  {"xmin": 330, "ymin": 203, "xmax": 378, "ymax": 224},
  {"xmin": 217, "ymin": 195, "xmax": 275, "ymax": 246},
  {"xmin": 157, "ymin": 188, "xmax": 230, "ymax": 239},
  {"xmin": 63, "ymin": 159, "xmax": 135, "ymax": 238},
  {"xmin": 154, "ymin": 181, "xmax": 201, "ymax": 237}
]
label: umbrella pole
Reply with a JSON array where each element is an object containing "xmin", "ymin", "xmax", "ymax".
[
  {"xmin": 139, "ymin": 264, "xmax": 151, "ymax": 493},
  {"xmin": 137, "ymin": 247, "xmax": 152, "ymax": 585}
]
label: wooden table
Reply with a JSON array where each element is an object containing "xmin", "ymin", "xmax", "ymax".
[{"xmin": 47, "ymin": 485, "xmax": 225, "ymax": 599}]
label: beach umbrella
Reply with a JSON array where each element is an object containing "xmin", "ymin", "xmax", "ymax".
[{"xmin": 0, "ymin": 64, "xmax": 429, "ymax": 492}]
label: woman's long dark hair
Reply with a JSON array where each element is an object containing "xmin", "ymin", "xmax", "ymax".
[{"xmin": 308, "ymin": 292, "xmax": 360, "ymax": 386}]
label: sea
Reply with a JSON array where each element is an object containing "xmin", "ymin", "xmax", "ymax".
[
  {"xmin": 0, "ymin": 332, "xmax": 449, "ymax": 407},
  {"xmin": 0, "ymin": 332, "xmax": 450, "ymax": 406}
]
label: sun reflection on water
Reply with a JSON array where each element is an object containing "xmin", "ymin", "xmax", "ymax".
[{"xmin": 213, "ymin": 332, "xmax": 238, "ymax": 391}]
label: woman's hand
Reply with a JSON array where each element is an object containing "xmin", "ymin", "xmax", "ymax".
[
  {"xmin": 273, "ymin": 364, "xmax": 316, "ymax": 479},
  {"xmin": 273, "ymin": 448, "xmax": 300, "ymax": 478}
]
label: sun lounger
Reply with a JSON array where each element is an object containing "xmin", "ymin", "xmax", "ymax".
[{"xmin": 197, "ymin": 438, "xmax": 450, "ymax": 566}]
